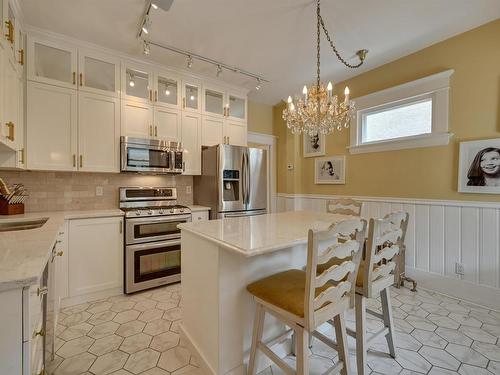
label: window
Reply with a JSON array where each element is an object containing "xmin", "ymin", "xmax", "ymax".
[{"xmin": 349, "ymin": 70, "xmax": 454, "ymax": 154}]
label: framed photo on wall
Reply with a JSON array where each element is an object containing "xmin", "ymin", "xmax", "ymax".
[
  {"xmin": 303, "ymin": 133, "xmax": 325, "ymax": 157},
  {"xmin": 314, "ymin": 156, "xmax": 346, "ymax": 184},
  {"xmin": 458, "ymin": 138, "xmax": 500, "ymax": 194}
]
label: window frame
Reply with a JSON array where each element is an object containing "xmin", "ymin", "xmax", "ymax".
[{"xmin": 348, "ymin": 70, "xmax": 454, "ymax": 154}]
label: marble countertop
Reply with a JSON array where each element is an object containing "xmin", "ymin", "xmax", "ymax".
[
  {"xmin": 0, "ymin": 209, "xmax": 124, "ymax": 292},
  {"xmin": 187, "ymin": 205, "xmax": 211, "ymax": 212},
  {"xmin": 178, "ymin": 211, "xmax": 351, "ymax": 257}
]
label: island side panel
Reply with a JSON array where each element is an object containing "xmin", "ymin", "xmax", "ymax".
[
  {"xmin": 180, "ymin": 230, "xmax": 220, "ymax": 375},
  {"xmin": 218, "ymin": 243, "xmax": 308, "ymax": 375}
]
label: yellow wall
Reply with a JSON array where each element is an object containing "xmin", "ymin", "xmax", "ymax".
[
  {"xmin": 247, "ymin": 100, "xmax": 274, "ymax": 135},
  {"xmin": 274, "ymin": 19, "xmax": 500, "ymax": 201}
]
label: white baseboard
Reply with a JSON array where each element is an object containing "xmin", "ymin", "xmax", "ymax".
[
  {"xmin": 180, "ymin": 323, "xmax": 217, "ymax": 375},
  {"xmin": 406, "ymin": 267, "xmax": 500, "ymax": 311},
  {"xmin": 60, "ymin": 287, "xmax": 123, "ymax": 308}
]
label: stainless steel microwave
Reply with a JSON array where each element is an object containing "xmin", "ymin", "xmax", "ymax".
[{"xmin": 120, "ymin": 136, "xmax": 183, "ymax": 174}]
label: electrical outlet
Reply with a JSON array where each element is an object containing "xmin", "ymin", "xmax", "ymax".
[
  {"xmin": 455, "ymin": 262, "xmax": 465, "ymax": 276},
  {"xmin": 186, "ymin": 186, "xmax": 192, "ymax": 194},
  {"xmin": 95, "ymin": 186, "xmax": 104, "ymax": 197}
]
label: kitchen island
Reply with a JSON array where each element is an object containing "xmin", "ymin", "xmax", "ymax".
[{"xmin": 179, "ymin": 211, "xmax": 350, "ymax": 375}]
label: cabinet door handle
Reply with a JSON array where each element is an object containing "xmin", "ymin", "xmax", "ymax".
[
  {"xmin": 228, "ymin": 137, "xmax": 230, "ymax": 144},
  {"xmin": 18, "ymin": 49, "xmax": 24, "ymax": 65},
  {"xmin": 73, "ymin": 72, "xmax": 76, "ymax": 85},
  {"xmin": 223, "ymin": 136, "xmax": 226, "ymax": 144},
  {"xmin": 154, "ymin": 126, "xmax": 158, "ymax": 137},
  {"xmin": 149, "ymin": 125, "xmax": 153, "ymax": 137},
  {"xmin": 182, "ymin": 161, "xmax": 185, "ymax": 172},
  {"xmin": 149, "ymin": 89, "xmax": 153, "ymax": 101},
  {"xmin": 73, "ymin": 154, "xmax": 76, "ymax": 167},
  {"xmin": 155, "ymin": 90, "xmax": 158, "ymax": 102},
  {"xmin": 182, "ymin": 97, "xmax": 186, "ymax": 109},
  {"xmin": 4, "ymin": 21, "xmax": 13, "ymax": 44},
  {"xmin": 37, "ymin": 287, "xmax": 48, "ymax": 297},
  {"xmin": 79, "ymin": 73, "xmax": 83, "ymax": 86},
  {"xmin": 79, "ymin": 155, "xmax": 83, "ymax": 168},
  {"xmin": 33, "ymin": 328, "xmax": 45, "ymax": 338},
  {"xmin": 19, "ymin": 148, "xmax": 24, "ymax": 164},
  {"xmin": 5, "ymin": 122, "xmax": 14, "ymax": 141}
]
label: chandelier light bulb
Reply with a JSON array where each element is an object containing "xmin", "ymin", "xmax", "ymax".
[
  {"xmin": 302, "ymin": 85, "xmax": 308, "ymax": 95},
  {"xmin": 344, "ymin": 86, "xmax": 350, "ymax": 104},
  {"xmin": 287, "ymin": 96, "xmax": 292, "ymax": 104},
  {"xmin": 290, "ymin": 102, "xmax": 295, "ymax": 111},
  {"xmin": 327, "ymin": 81, "xmax": 333, "ymax": 92}
]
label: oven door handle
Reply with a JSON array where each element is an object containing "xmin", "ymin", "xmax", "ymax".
[
  {"xmin": 126, "ymin": 239, "xmax": 181, "ymax": 251},
  {"xmin": 126, "ymin": 215, "xmax": 192, "ymax": 224}
]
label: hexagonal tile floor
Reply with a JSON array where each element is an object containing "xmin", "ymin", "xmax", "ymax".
[{"xmin": 46, "ymin": 284, "xmax": 500, "ymax": 374}]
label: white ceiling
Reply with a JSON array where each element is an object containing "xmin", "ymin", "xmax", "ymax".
[{"xmin": 19, "ymin": 0, "xmax": 500, "ymax": 105}]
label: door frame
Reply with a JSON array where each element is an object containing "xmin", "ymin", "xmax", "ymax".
[{"xmin": 247, "ymin": 131, "xmax": 277, "ymax": 213}]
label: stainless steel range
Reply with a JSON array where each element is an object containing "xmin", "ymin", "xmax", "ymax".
[{"xmin": 120, "ymin": 187, "xmax": 191, "ymax": 293}]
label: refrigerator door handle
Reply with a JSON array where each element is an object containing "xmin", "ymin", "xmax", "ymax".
[
  {"xmin": 246, "ymin": 150, "xmax": 251, "ymax": 205},
  {"xmin": 241, "ymin": 151, "xmax": 247, "ymax": 205}
]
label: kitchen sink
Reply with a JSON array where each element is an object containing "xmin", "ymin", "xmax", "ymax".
[{"xmin": 0, "ymin": 217, "xmax": 49, "ymax": 232}]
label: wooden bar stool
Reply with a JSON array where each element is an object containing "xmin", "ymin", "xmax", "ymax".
[
  {"xmin": 351, "ymin": 212, "xmax": 408, "ymax": 375},
  {"xmin": 246, "ymin": 218, "xmax": 367, "ymax": 375},
  {"xmin": 326, "ymin": 198, "xmax": 363, "ymax": 216}
]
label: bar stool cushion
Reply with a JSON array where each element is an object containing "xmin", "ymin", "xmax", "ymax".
[
  {"xmin": 246, "ymin": 269, "xmax": 333, "ymax": 317},
  {"xmin": 317, "ymin": 259, "xmax": 365, "ymax": 288}
]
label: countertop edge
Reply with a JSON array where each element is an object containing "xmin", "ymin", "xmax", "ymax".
[{"xmin": 179, "ymin": 224, "xmax": 308, "ymax": 257}]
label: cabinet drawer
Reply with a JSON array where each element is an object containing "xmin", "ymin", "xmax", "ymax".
[{"xmin": 192, "ymin": 211, "xmax": 209, "ymax": 222}]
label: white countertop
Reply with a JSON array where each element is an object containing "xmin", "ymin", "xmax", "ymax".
[
  {"xmin": 187, "ymin": 205, "xmax": 211, "ymax": 212},
  {"xmin": 178, "ymin": 211, "xmax": 350, "ymax": 257},
  {"xmin": 0, "ymin": 209, "xmax": 124, "ymax": 292}
]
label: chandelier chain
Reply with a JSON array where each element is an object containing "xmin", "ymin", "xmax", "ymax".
[
  {"xmin": 316, "ymin": 0, "xmax": 321, "ymax": 92},
  {"xmin": 317, "ymin": 0, "xmax": 365, "ymax": 69}
]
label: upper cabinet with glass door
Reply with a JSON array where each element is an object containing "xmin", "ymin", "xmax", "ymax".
[
  {"xmin": 121, "ymin": 61, "xmax": 154, "ymax": 104},
  {"xmin": 226, "ymin": 91, "xmax": 247, "ymax": 122},
  {"xmin": 202, "ymin": 84, "xmax": 225, "ymax": 118},
  {"xmin": 27, "ymin": 36, "xmax": 78, "ymax": 90},
  {"xmin": 153, "ymin": 70, "xmax": 181, "ymax": 109},
  {"xmin": 79, "ymin": 49, "xmax": 120, "ymax": 97},
  {"xmin": 181, "ymin": 78, "xmax": 201, "ymax": 113}
]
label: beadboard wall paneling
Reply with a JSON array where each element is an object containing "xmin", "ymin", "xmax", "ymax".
[{"xmin": 276, "ymin": 193, "xmax": 500, "ymax": 310}]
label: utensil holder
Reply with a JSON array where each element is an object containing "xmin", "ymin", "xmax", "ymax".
[{"xmin": 0, "ymin": 198, "xmax": 24, "ymax": 215}]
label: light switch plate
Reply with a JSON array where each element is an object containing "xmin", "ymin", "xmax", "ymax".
[
  {"xmin": 95, "ymin": 186, "xmax": 104, "ymax": 196},
  {"xmin": 186, "ymin": 186, "xmax": 192, "ymax": 194}
]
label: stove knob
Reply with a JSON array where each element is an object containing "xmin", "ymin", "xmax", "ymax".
[
  {"xmin": 158, "ymin": 210, "xmax": 164, "ymax": 215},
  {"xmin": 135, "ymin": 210, "xmax": 141, "ymax": 216},
  {"xmin": 180, "ymin": 209, "xmax": 184, "ymax": 213},
  {"xmin": 170, "ymin": 208, "xmax": 174, "ymax": 213},
  {"xmin": 147, "ymin": 210, "xmax": 153, "ymax": 215}
]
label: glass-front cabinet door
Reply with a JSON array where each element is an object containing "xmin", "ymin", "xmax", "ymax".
[
  {"xmin": 202, "ymin": 85, "xmax": 225, "ymax": 118},
  {"xmin": 27, "ymin": 36, "xmax": 78, "ymax": 89},
  {"xmin": 121, "ymin": 61, "xmax": 153, "ymax": 104},
  {"xmin": 154, "ymin": 70, "xmax": 180, "ymax": 109},
  {"xmin": 181, "ymin": 78, "xmax": 201, "ymax": 113},
  {"xmin": 227, "ymin": 91, "xmax": 247, "ymax": 122},
  {"xmin": 79, "ymin": 49, "xmax": 120, "ymax": 97}
]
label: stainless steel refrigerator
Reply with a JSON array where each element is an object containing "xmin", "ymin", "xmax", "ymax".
[{"xmin": 194, "ymin": 144, "xmax": 267, "ymax": 219}]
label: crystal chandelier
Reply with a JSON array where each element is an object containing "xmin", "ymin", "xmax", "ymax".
[{"xmin": 283, "ymin": 0, "xmax": 368, "ymax": 136}]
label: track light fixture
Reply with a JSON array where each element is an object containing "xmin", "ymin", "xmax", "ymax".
[
  {"xmin": 151, "ymin": 2, "xmax": 158, "ymax": 9},
  {"xmin": 255, "ymin": 78, "xmax": 262, "ymax": 90},
  {"xmin": 143, "ymin": 40, "xmax": 150, "ymax": 55},
  {"xmin": 216, "ymin": 65, "xmax": 222, "ymax": 77},
  {"xmin": 187, "ymin": 55, "xmax": 193, "ymax": 69},
  {"xmin": 129, "ymin": 73, "xmax": 135, "ymax": 87}
]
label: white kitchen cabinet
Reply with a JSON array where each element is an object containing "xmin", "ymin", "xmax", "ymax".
[
  {"xmin": 121, "ymin": 61, "xmax": 153, "ymax": 104},
  {"xmin": 224, "ymin": 119, "xmax": 247, "ymax": 146},
  {"xmin": 27, "ymin": 36, "xmax": 78, "ymax": 89},
  {"xmin": 27, "ymin": 81, "xmax": 78, "ymax": 171},
  {"xmin": 78, "ymin": 48, "xmax": 120, "ymax": 97},
  {"xmin": 226, "ymin": 91, "xmax": 247, "ymax": 122},
  {"xmin": 68, "ymin": 217, "xmax": 123, "ymax": 297},
  {"xmin": 202, "ymin": 84, "xmax": 225, "ymax": 118},
  {"xmin": 181, "ymin": 78, "xmax": 201, "ymax": 113},
  {"xmin": 121, "ymin": 99, "xmax": 153, "ymax": 138},
  {"xmin": 154, "ymin": 70, "xmax": 181, "ymax": 110},
  {"xmin": 2, "ymin": 55, "xmax": 19, "ymax": 148},
  {"xmin": 78, "ymin": 92, "xmax": 120, "ymax": 172},
  {"xmin": 182, "ymin": 112, "xmax": 201, "ymax": 175},
  {"xmin": 201, "ymin": 115, "xmax": 224, "ymax": 146},
  {"xmin": 154, "ymin": 106, "xmax": 181, "ymax": 142},
  {"xmin": 192, "ymin": 210, "xmax": 209, "ymax": 221}
]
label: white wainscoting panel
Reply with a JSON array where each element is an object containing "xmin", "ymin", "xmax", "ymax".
[{"xmin": 276, "ymin": 193, "xmax": 500, "ymax": 310}]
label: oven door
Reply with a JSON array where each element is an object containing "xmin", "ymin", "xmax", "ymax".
[
  {"xmin": 125, "ymin": 240, "xmax": 181, "ymax": 293},
  {"xmin": 125, "ymin": 214, "xmax": 191, "ymax": 245},
  {"xmin": 121, "ymin": 142, "xmax": 173, "ymax": 173}
]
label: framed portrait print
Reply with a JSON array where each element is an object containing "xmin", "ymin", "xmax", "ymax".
[
  {"xmin": 303, "ymin": 133, "xmax": 325, "ymax": 157},
  {"xmin": 314, "ymin": 156, "xmax": 346, "ymax": 184},
  {"xmin": 458, "ymin": 138, "xmax": 500, "ymax": 194}
]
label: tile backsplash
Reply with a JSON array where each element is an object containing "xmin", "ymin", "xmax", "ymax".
[{"xmin": 0, "ymin": 171, "xmax": 193, "ymax": 212}]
